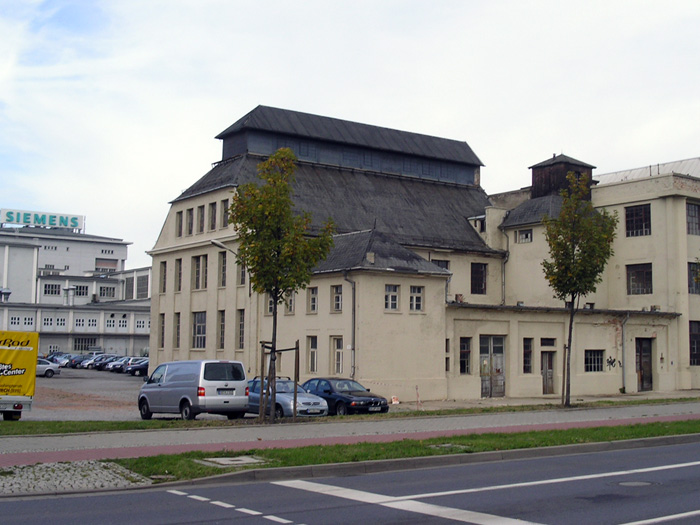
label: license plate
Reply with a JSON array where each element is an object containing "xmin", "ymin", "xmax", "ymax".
[
  {"xmin": 368, "ymin": 406, "xmax": 381, "ymax": 412},
  {"xmin": 218, "ymin": 389, "xmax": 235, "ymax": 395},
  {"xmin": 307, "ymin": 409, "xmax": 321, "ymax": 414}
]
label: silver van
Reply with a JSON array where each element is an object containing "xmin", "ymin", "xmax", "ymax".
[{"xmin": 138, "ymin": 360, "xmax": 248, "ymax": 420}]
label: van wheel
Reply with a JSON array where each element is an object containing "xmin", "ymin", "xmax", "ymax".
[
  {"xmin": 139, "ymin": 400, "xmax": 152, "ymax": 420},
  {"xmin": 227, "ymin": 412, "xmax": 244, "ymax": 420},
  {"xmin": 180, "ymin": 401, "xmax": 195, "ymax": 420}
]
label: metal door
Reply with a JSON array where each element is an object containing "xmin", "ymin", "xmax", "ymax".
[
  {"xmin": 541, "ymin": 351, "xmax": 555, "ymax": 395},
  {"xmin": 480, "ymin": 335, "xmax": 505, "ymax": 398},
  {"xmin": 636, "ymin": 338, "xmax": 653, "ymax": 392}
]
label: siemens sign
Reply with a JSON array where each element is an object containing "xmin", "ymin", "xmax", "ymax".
[{"xmin": 1, "ymin": 209, "xmax": 84, "ymax": 230}]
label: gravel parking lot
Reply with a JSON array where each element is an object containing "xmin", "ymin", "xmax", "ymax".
[{"xmin": 26, "ymin": 368, "xmax": 147, "ymax": 421}]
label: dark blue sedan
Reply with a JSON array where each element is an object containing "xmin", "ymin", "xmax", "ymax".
[{"xmin": 302, "ymin": 377, "xmax": 389, "ymax": 415}]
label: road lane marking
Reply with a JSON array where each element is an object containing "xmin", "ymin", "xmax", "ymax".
[
  {"xmin": 187, "ymin": 495, "xmax": 210, "ymax": 502},
  {"xmin": 264, "ymin": 516, "xmax": 294, "ymax": 523},
  {"xmin": 237, "ymin": 508, "xmax": 263, "ymax": 515},
  {"xmin": 275, "ymin": 480, "xmax": 540, "ymax": 524},
  {"xmin": 619, "ymin": 509, "xmax": 700, "ymax": 524},
  {"xmin": 211, "ymin": 500, "xmax": 236, "ymax": 508},
  {"xmin": 167, "ymin": 489, "xmax": 188, "ymax": 496}
]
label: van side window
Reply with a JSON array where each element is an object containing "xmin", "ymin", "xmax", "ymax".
[
  {"xmin": 149, "ymin": 364, "xmax": 166, "ymax": 384},
  {"xmin": 203, "ymin": 362, "xmax": 245, "ymax": 381}
]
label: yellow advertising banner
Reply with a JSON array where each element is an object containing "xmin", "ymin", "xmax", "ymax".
[{"xmin": 0, "ymin": 331, "xmax": 39, "ymax": 397}]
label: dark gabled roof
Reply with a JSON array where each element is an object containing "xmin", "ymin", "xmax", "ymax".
[
  {"xmin": 174, "ymin": 154, "xmax": 497, "ymax": 253},
  {"xmin": 500, "ymin": 195, "xmax": 563, "ymax": 229},
  {"xmin": 314, "ymin": 230, "xmax": 451, "ymax": 275},
  {"xmin": 215, "ymin": 106, "xmax": 483, "ymax": 166},
  {"xmin": 529, "ymin": 154, "xmax": 596, "ymax": 170}
]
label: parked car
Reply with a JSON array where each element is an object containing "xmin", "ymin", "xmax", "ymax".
[
  {"xmin": 111, "ymin": 356, "xmax": 143, "ymax": 373},
  {"xmin": 138, "ymin": 360, "xmax": 248, "ymax": 420},
  {"xmin": 56, "ymin": 354, "xmax": 75, "ymax": 367},
  {"xmin": 68, "ymin": 354, "xmax": 91, "ymax": 368},
  {"xmin": 302, "ymin": 378, "xmax": 389, "ymax": 415},
  {"xmin": 124, "ymin": 358, "xmax": 149, "ymax": 376},
  {"xmin": 104, "ymin": 356, "xmax": 129, "ymax": 372},
  {"xmin": 95, "ymin": 355, "xmax": 119, "ymax": 370},
  {"xmin": 36, "ymin": 358, "xmax": 61, "ymax": 378},
  {"xmin": 80, "ymin": 354, "xmax": 113, "ymax": 369},
  {"xmin": 247, "ymin": 378, "xmax": 328, "ymax": 418}
]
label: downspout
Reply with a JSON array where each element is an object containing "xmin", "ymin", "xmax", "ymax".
[
  {"xmin": 621, "ymin": 312, "xmax": 630, "ymax": 393},
  {"xmin": 500, "ymin": 227, "xmax": 510, "ymax": 305},
  {"xmin": 343, "ymin": 271, "xmax": 356, "ymax": 379}
]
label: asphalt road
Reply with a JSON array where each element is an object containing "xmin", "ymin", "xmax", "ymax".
[{"xmin": 3, "ymin": 441, "xmax": 700, "ymax": 524}]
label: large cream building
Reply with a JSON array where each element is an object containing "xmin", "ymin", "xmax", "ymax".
[{"xmin": 149, "ymin": 106, "xmax": 700, "ymax": 401}]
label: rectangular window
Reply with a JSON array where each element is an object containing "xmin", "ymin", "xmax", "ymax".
[
  {"xmin": 410, "ymin": 286, "xmax": 424, "ymax": 311},
  {"xmin": 88, "ymin": 318, "xmax": 97, "ymax": 328},
  {"xmin": 217, "ymin": 310, "xmax": 225, "ymax": 349},
  {"xmin": 186, "ymin": 208, "xmax": 194, "ymax": 235},
  {"xmin": 74, "ymin": 337, "xmax": 96, "ymax": 352},
  {"xmin": 118, "ymin": 318, "xmax": 127, "ymax": 328},
  {"xmin": 626, "ymin": 204, "xmax": 651, "ymax": 237},
  {"xmin": 516, "ymin": 229, "xmax": 533, "ymax": 243},
  {"xmin": 237, "ymin": 262, "xmax": 246, "ymax": 286},
  {"xmin": 218, "ymin": 252, "xmax": 227, "ymax": 287},
  {"xmin": 43, "ymin": 317, "xmax": 53, "ymax": 327},
  {"xmin": 209, "ymin": 202, "xmax": 217, "ymax": 231},
  {"xmin": 285, "ymin": 291, "xmax": 295, "ymax": 314},
  {"xmin": 56, "ymin": 318, "xmax": 66, "ymax": 327},
  {"xmin": 159, "ymin": 261, "xmax": 167, "ymax": 293},
  {"xmin": 432, "ymin": 259, "xmax": 450, "ymax": 271},
  {"xmin": 106, "ymin": 318, "xmax": 115, "ymax": 328},
  {"xmin": 136, "ymin": 275, "xmax": 149, "ymax": 299},
  {"xmin": 584, "ymin": 349, "xmax": 604, "ymax": 372},
  {"xmin": 471, "ymin": 263, "xmax": 487, "ymax": 295},
  {"xmin": 176, "ymin": 211, "xmax": 183, "ymax": 237},
  {"xmin": 687, "ymin": 202, "xmax": 700, "ymax": 235},
  {"xmin": 125, "ymin": 277, "xmax": 134, "ymax": 300},
  {"xmin": 690, "ymin": 321, "xmax": 700, "ymax": 366},
  {"xmin": 175, "ymin": 258, "xmax": 182, "ymax": 292},
  {"xmin": 689, "ymin": 263, "xmax": 700, "ymax": 294},
  {"xmin": 523, "ymin": 338, "xmax": 533, "ymax": 373},
  {"xmin": 627, "ymin": 263, "xmax": 653, "ymax": 295},
  {"xmin": 192, "ymin": 255, "xmax": 208, "ymax": 290},
  {"xmin": 158, "ymin": 313, "xmax": 165, "ymax": 348},
  {"xmin": 75, "ymin": 318, "xmax": 85, "ymax": 328},
  {"xmin": 99, "ymin": 286, "xmax": 115, "ymax": 298},
  {"xmin": 197, "ymin": 205, "xmax": 205, "ymax": 233},
  {"xmin": 308, "ymin": 335, "xmax": 318, "ymax": 373},
  {"xmin": 75, "ymin": 285, "xmax": 89, "ymax": 297},
  {"xmin": 220, "ymin": 199, "xmax": 229, "ymax": 227},
  {"xmin": 192, "ymin": 311, "xmax": 206, "ymax": 349},
  {"xmin": 332, "ymin": 336, "xmax": 343, "ymax": 374},
  {"xmin": 174, "ymin": 312, "xmax": 181, "ymax": 348},
  {"xmin": 236, "ymin": 309, "xmax": 245, "ymax": 349},
  {"xmin": 540, "ymin": 338, "xmax": 556, "ymax": 347},
  {"xmin": 331, "ymin": 285, "xmax": 342, "ymax": 312},
  {"xmin": 459, "ymin": 337, "xmax": 471, "ymax": 374},
  {"xmin": 23, "ymin": 316, "xmax": 34, "ymax": 327},
  {"xmin": 136, "ymin": 320, "xmax": 145, "ymax": 329},
  {"xmin": 10, "ymin": 316, "xmax": 20, "ymax": 326},
  {"xmin": 44, "ymin": 283, "xmax": 61, "ymax": 296},
  {"xmin": 307, "ymin": 287, "xmax": 318, "ymax": 313},
  {"xmin": 266, "ymin": 294, "xmax": 274, "ymax": 315},
  {"xmin": 385, "ymin": 284, "xmax": 399, "ymax": 310}
]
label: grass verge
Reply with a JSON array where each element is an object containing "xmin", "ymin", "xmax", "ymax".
[
  {"xmin": 111, "ymin": 419, "xmax": 700, "ymax": 483},
  {"xmin": 2, "ymin": 397, "xmax": 699, "ymax": 436}
]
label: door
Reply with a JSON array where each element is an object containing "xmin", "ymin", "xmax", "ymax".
[
  {"xmin": 541, "ymin": 351, "xmax": 555, "ymax": 394},
  {"xmin": 480, "ymin": 335, "xmax": 505, "ymax": 398},
  {"xmin": 636, "ymin": 338, "xmax": 653, "ymax": 392}
]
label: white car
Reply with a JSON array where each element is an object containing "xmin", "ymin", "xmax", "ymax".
[{"xmin": 36, "ymin": 358, "xmax": 61, "ymax": 378}]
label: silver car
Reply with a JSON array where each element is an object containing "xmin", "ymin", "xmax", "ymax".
[
  {"xmin": 36, "ymin": 358, "xmax": 61, "ymax": 378},
  {"xmin": 248, "ymin": 378, "xmax": 328, "ymax": 418}
]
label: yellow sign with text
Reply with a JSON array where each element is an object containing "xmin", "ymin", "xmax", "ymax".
[{"xmin": 0, "ymin": 331, "xmax": 39, "ymax": 397}]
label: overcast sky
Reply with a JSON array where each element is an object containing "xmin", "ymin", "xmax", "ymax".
[{"xmin": 2, "ymin": 1, "xmax": 699, "ymax": 269}]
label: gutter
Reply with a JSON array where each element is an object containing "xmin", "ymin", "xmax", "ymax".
[{"xmin": 343, "ymin": 272, "xmax": 357, "ymax": 379}]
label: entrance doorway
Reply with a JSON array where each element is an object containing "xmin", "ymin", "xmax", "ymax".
[
  {"xmin": 541, "ymin": 351, "xmax": 555, "ymax": 395},
  {"xmin": 635, "ymin": 338, "xmax": 653, "ymax": 392},
  {"xmin": 479, "ymin": 335, "xmax": 505, "ymax": 398}
]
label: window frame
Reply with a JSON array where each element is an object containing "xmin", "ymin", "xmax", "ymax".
[
  {"xmin": 471, "ymin": 262, "xmax": 487, "ymax": 295},
  {"xmin": 584, "ymin": 349, "xmax": 605, "ymax": 372},
  {"xmin": 625, "ymin": 204, "xmax": 652, "ymax": 237},
  {"xmin": 626, "ymin": 263, "xmax": 653, "ymax": 295}
]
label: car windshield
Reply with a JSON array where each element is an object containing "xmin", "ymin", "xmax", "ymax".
[
  {"xmin": 275, "ymin": 380, "xmax": 305, "ymax": 394},
  {"xmin": 330, "ymin": 379, "xmax": 368, "ymax": 392}
]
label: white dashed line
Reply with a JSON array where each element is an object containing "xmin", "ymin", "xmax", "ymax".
[
  {"xmin": 619, "ymin": 509, "xmax": 700, "ymax": 525},
  {"xmin": 264, "ymin": 516, "xmax": 294, "ymax": 523},
  {"xmin": 237, "ymin": 508, "xmax": 263, "ymax": 515},
  {"xmin": 166, "ymin": 490, "xmax": 188, "ymax": 496},
  {"xmin": 187, "ymin": 495, "xmax": 210, "ymax": 502},
  {"xmin": 211, "ymin": 501, "xmax": 236, "ymax": 509}
]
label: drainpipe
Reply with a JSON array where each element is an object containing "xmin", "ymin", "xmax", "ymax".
[
  {"xmin": 343, "ymin": 272, "xmax": 357, "ymax": 379},
  {"xmin": 621, "ymin": 312, "xmax": 630, "ymax": 393},
  {"xmin": 500, "ymin": 227, "xmax": 510, "ymax": 305}
]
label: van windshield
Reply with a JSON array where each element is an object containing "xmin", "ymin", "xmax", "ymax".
[{"xmin": 203, "ymin": 362, "xmax": 245, "ymax": 381}]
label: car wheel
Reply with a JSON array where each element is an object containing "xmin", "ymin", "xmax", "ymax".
[
  {"xmin": 133, "ymin": 370, "xmax": 140, "ymax": 376},
  {"xmin": 44, "ymin": 369, "xmax": 54, "ymax": 378},
  {"xmin": 180, "ymin": 401, "xmax": 195, "ymax": 420},
  {"xmin": 335, "ymin": 402, "xmax": 348, "ymax": 416},
  {"xmin": 274, "ymin": 404, "xmax": 284, "ymax": 419},
  {"xmin": 139, "ymin": 399, "xmax": 152, "ymax": 420}
]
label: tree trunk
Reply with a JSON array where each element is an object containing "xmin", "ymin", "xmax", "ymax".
[
  {"xmin": 268, "ymin": 292, "xmax": 279, "ymax": 423},
  {"xmin": 563, "ymin": 295, "xmax": 576, "ymax": 407}
]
